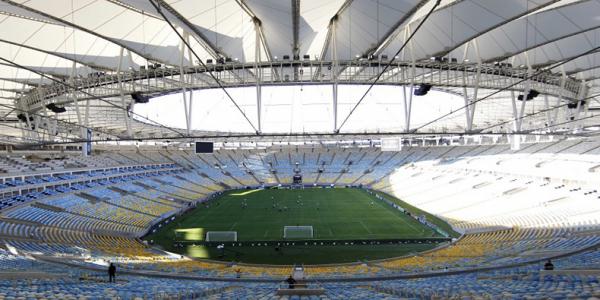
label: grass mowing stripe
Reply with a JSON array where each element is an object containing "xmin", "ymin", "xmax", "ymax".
[
  {"xmin": 375, "ymin": 190, "xmax": 461, "ymax": 238},
  {"xmin": 146, "ymin": 188, "xmax": 448, "ymax": 264},
  {"xmin": 368, "ymin": 189, "xmax": 424, "ymax": 235}
]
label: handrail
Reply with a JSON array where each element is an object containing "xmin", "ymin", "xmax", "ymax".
[{"xmin": 16, "ymin": 60, "xmax": 582, "ymax": 113}]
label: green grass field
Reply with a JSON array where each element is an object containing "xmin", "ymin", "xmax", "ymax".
[{"xmin": 146, "ymin": 188, "xmax": 448, "ymax": 264}]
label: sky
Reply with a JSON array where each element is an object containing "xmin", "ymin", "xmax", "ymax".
[{"xmin": 133, "ymin": 84, "xmax": 468, "ymax": 134}]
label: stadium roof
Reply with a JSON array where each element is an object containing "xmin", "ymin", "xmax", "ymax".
[{"xmin": 0, "ymin": 0, "xmax": 599, "ymax": 145}]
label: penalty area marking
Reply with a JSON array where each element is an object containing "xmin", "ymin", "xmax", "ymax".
[{"xmin": 229, "ymin": 222, "xmax": 238, "ymax": 230}]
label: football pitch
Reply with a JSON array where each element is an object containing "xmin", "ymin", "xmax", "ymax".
[{"xmin": 146, "ymin": 188, "xmax": 450, "ymax": 264}]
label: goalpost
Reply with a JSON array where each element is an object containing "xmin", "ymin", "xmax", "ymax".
[
  {"xmin": 205, "ymin": 231, "xmax": 238, "ymax": 242},
  {"xmin": 283, "ymin": 226, "xmax": 314, "ymax": 239}
]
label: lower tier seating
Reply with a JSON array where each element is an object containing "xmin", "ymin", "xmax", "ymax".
[{"xmin": 1, "ymin": 245, "xmax": 600, "ymax": 299}]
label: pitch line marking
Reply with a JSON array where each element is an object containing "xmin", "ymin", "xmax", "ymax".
[
  {"xmin": 399, "ymin": 214, "xmax": 420, "ymax": 232},
  {"xmin": 229, "ymin": 222, "xmax": 237, "ymax": 230},
  {"xmin": 359, "ymin": 220, "xmax": 373, "ymax": 234},
  {"xmin": 371, "ymin": 194, "xmax": 422, "ymax": 233}
]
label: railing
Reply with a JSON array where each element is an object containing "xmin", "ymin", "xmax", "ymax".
[{"xmin": 17, "ymin": 60, "xmax": 582, "ymax": 112}]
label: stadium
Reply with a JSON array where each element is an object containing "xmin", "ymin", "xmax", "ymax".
[{"xmin": 0, "ymin": 0, "xmax": 600, "ymax": 298}]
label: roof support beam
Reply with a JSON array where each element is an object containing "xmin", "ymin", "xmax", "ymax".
[
  {"xmin": 337, "ymin": 0, "xmax": 427, "ymax": 81},
  {"xmin": 0, "ymin": 87, "xmax": 26, "ymax": 93},
  {"xmin": 332, "ymin": 19, "xmax": 339, "ymax": 132},
  {"xmin": 571, "ymin": 81, "xmax": 589, "ymax": 132},
  {"xmin": 462, "ymin": 40, "xmax": 481, "ymax": 132},
  {"xmin": 312, "ymin": 0, "xmax": 353, "ymax": 81},
  {"xmin": 70, "ymin": 62, "xmax": 83, "ymax": 134},
  {"xmin": 404, "ymin": 26, "xmax": 416, "ymax": 133},
  {"xmin": 255, "ymin": 27, "xmax": 263, "ymax": 134},
  {"xmin": 179, "ymin": 32, "xmax": 193, "ymax": 135},
  {"xmin": 151, "ymin": 0, "xmax": 222, "ymax": 60},
  {"xmin": 534, "ymin": 49, "xmax": 600, "ymax": 71},
  {"xmin": 543, "ymin": 94, "xmax": 555, "ymax": 131},
  {"xmin": 337, "ymin": 0, "xmax": 442, "ymax": 133},
  {"xmin": 292, "ymin": 0, "xmax": 301, "ymax": 81},
  {"xmin": 117, "ymin": 48, "xmax": 132, "ymax": 137},
  {"xmin": 463, "ymin": 67, "xmax": 480, "ymax": 132},
  {"xmin": 236, "ymin": 0, "xmax": 275, "ymax": 62},
  {"xmin": 149, "ymin": 0, "xmax": 258, "ymax": 134},
  {"xmin": 318, "ymin": 0, "xmax": 353, "ymax": 61},
  {"xmin": 0, "ymin": 39, "xmax": 107, "ymax": 71},
  {"xmin": 1, "ymin": 108, "xmax": 15, "ymax": 119},
  {"xmin": 563, "ymin": 59, "xmax": 600, "ymax": 78},
  {"xmin": 369, "ymin": 0, "xmax": 429, "ymax": 57},
  {"xmin": 0, "ymin": 0, "xmax": 161, "ymax": 65},
  {"xmin": 0, "ymin": 77, "xmax": 40, "ymax": 87},
  {"xmin": 488, "ymin": 25, "xmax": 600, "ymax": 64},
  {"xmin": 292, "ymin": 0, "xmax": 300, "ymax": 59},
  {"xmin": 511, "ymin": 64, "xmax": 533, "ymax": 133},
  {"xmin": 236, "ymin": 0, "xmax": 279, "ymax": 81},
  {"xmin": 434, "ymin": 0, "xmax": 561, "ymax": 59},
  {"xmin": 551, "ymin": 72, "xmax": 568, "ymax": 132}
]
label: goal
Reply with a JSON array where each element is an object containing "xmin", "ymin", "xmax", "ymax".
[
  {"xmin": 283, "ymin": 226, "xmax": 314, "ymax": 239},
  {"xmin": 205, "ymin": 231, "xmax": 238, "ymax": 242}
]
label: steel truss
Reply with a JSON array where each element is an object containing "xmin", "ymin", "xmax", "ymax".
[{"xmin": 17, "ymin": 60, "xmax": 583, "ymax": 114}]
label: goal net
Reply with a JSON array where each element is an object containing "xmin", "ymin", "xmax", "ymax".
[
  {"xmin": 205, "ymin": 231, "xmax": 238, "ymax": 242},
  {"xmin": 283, "ymin": 226, "xmax": 314, "ymax": 239}
]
